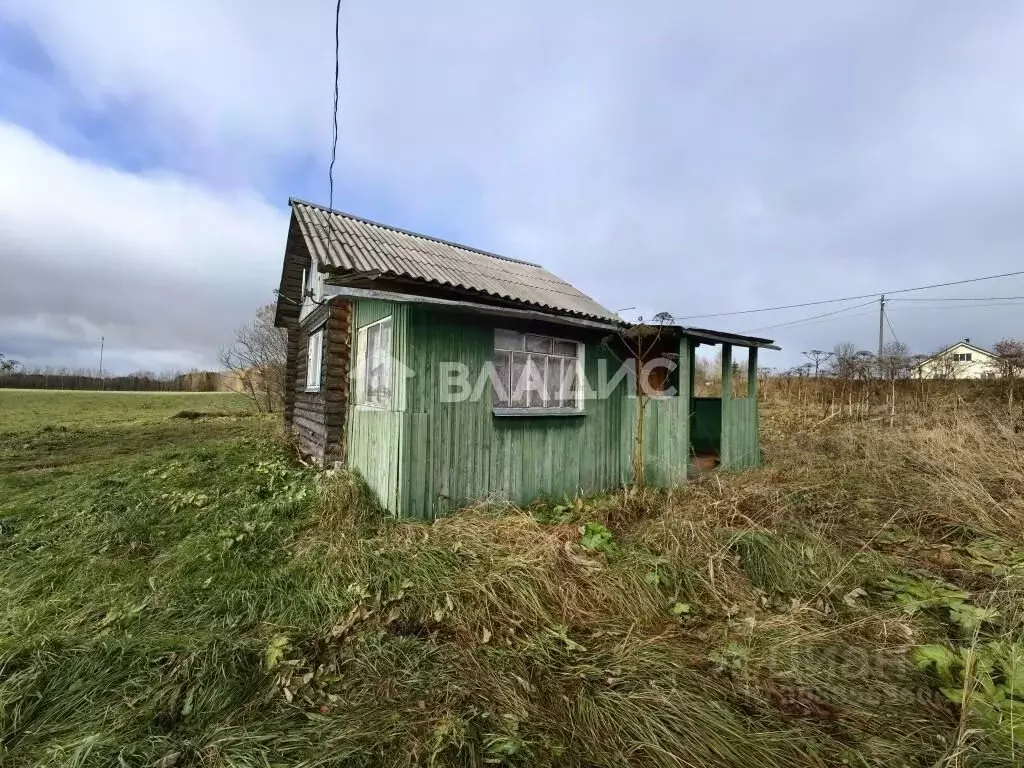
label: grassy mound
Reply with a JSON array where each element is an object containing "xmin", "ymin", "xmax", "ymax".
[{"xmin": 1, "ymin": 391, "xmax": 1022, "ymax": 766}]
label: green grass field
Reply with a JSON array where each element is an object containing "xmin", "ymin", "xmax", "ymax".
[
  {"xmin": 0, "ymin": 389, "xmax": 255, "ymax": 431},
  {"xmin": 0, "ymin": 390, "xmax": 1021, "ymax": 767}
]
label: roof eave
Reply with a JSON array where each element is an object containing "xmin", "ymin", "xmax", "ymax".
[{"xmin": 320, "ymin": 284, "xmax": 624, "ymax": 332}]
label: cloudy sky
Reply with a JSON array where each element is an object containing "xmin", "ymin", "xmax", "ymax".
[{"xmin": 2, "ymin": 1, "xmax": 1023, "ymax": 374}]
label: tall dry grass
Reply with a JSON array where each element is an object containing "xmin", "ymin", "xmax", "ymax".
[{"xmin": 2, "ymin": 387, "xmax": 1022, "ymax": 766}]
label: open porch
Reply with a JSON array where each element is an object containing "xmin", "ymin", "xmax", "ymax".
[{"xmin": 625, "ymin": 326, "xmax": 778, "ymax": 485}]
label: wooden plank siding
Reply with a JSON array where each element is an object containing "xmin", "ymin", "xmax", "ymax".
[
  {"xmin": 721, "ymin": 398, "xmax": 759, "ymax": 469},
  {"xmin": 718, "ymin": 344, "xmax": 760, "ymax": 470},
  {"xmin": 345, "ymin": 300, "xmax": 411, "ymax": 511},
  {"xmin": 638, "ymin": 336, "xmax": 692, "ymax": 487},
  {"xmin": 343, "ymin": 301, "xmax": 632, "ymax": 518},
  {"xmin": 343, "ymin": 299, "xmax": 764, "ymax": 518}
]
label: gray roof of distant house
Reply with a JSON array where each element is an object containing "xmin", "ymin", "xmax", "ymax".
[{"xmin": 289, "ymin": 198, "xmax": 619, "ymax": 322}]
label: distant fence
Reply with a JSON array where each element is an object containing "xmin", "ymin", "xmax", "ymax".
[{"xmin": 0, "ymin": 371, "xmax": 226, "ymax": 392}]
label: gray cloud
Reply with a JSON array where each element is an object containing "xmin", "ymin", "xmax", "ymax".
[
  {"xmin": 2, "ymin": 0, "xmax": 1024, "ymax": 371},
  {"xmin": 0, "ymin": 124, "xmax": 286, "ymax": 372}
]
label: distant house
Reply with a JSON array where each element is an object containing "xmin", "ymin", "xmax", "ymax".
[
  {"xmin": 913, "ymin": 339, "xmax": 998, "ymax": 379},
  {"xmin": 273, "ymin": 199, "xmax": 777, "ymax": 518}
]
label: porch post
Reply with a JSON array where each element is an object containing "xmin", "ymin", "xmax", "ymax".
[
  {"xmin": 721, "ymin": 343, "xmax": 732, "ymax": 467},
  {"xmin": 747, "ymin": 346, "xmax": 758, "ymax": 399},
  {"xmin": 677, "ymin": 335, "xmax": 693, "ymax": 482},
  {"xmin": 687, "ymin": 340, "xmax": 696, "ymax": 400},
  {"xmin": 748, "ymin": 345, "xmax": 760, "ymax": 467},
  {"xmin": 721, "ymin": 343, "xmax": 733, "ymax": 398}
]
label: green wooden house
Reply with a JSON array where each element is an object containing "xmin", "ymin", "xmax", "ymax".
[{"xmin": 274, "ymin": 199, "xmax": 777, "ymax": 518}]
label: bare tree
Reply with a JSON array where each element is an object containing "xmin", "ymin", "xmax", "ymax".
[
  {"xmin": 0, "ymin": 354, "xmax": 21, "ymax": 374},
  {"xmin": 788, "ymin": 362, "xmax": 813, "ymax": 378},
  {"xmin": 992, "ymin": 338, "xmax": 1024, "ymax": 379},
  {"xmin": 850, "ymin": 351, "xmax": 877, "ymax": 381},
  {"xmin": 993, "ymin": 338, "xmax": 1024, "ymax": 405},
  {"xmin": 879, "ymin": 340, "xmax": 911, "ymax": 381},
  {"xmin": 829, "ymin": 342, "xmax": 859, "ymax": 380},
  {"xmin": 218, "ymin": 303, "xmax": 287, "ymax": 412},
  {"xmin": 802, "ymin": 349, "xmax": 834, "ymax": 377}
]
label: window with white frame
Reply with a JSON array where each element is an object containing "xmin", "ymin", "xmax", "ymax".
[
  {"xmin": 356, "ymin": 317, "xmax": 393, "ymax": 407},
  {"xmin": 305, "ymin": 328, "xmax": 324, "ymax": 391},
  {"xmin": 492, "ymin": 329, "xmax": 583, "ymax": 410},
  {"xmin": 300, "ymin": 265, "xmax": 321, "ymax": 302}
]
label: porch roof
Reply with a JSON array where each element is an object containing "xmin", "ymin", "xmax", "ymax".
[{"xmin": 624, "ymin": 324, "xmax": 779, "ymax": 350}]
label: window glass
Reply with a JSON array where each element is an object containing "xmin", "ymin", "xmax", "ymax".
[
  {"xmin": 510, "ymin": 352, "xmax": 529, "ymax": 407},
  {"xmin": 524, "ymin": 355, "xmax": 546, "ymax": 407},
  {"xmin": 305, "ymin": 329, "xmax": 323, "ymax": 390},
  {"xmin": 495, "ymin": 329, "xmax": 524, "ymax": 351},
  {"xmin": 358, "ymin": 318, "xmax": 392, "ymax": 407},
  {"xmin": 525, "ymin": 335, "xmax": 552, "ymax": 354},
  {"xmin": 559, "ymin": 358, "xmax": 579, "ymax": 407},
  {"xmin": 494, "ymin": 330, "xmax": 582, "ymax": 410},
  {"xmin": 492, "ymin": 351, "xmax": 511, "ymax": 406},
  {"xmin": 552, "ymin": 340, "xmax": 577, "ymax": 358}
]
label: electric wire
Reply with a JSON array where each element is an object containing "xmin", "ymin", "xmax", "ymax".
[
  {"xmin": 889, "ymin": 295, "xmax": 1024, "ymax": 302},
  {"xmin": 672, "ymin": 270, "xmax": 1024, "ymax": 321},
  {"xmin": 883, "ymin": 309, "xmax": 900, "ymax": 346},
  {"xmin": 326, "ymin": 0, "xmax": 342, "ymax": 252},
  {"xmin": 740, "ymin": 300, "xmax": 877, "ymax": 334}
]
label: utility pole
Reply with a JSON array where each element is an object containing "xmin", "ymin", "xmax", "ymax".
[
  {"xmin": 99, "ymin": 336, "xmax": 105, "ymax": 391},
  {"xmin": 877, "ymin": 294, "xmax": 886, "ymax": 378}
]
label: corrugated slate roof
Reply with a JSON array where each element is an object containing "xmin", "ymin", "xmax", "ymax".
[{"xmin": 289, "ymin": 198, "xmax": 619, "ymax": 322}]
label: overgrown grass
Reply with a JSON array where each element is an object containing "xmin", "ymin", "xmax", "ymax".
[{"xmin": 1, "ymin": 390, "xmax": 1022, "ymax": 766}]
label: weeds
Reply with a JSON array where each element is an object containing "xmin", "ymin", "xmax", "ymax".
[{"xmin": 1, "ymin": 390, "xmax": 1022, "ymax": 766}]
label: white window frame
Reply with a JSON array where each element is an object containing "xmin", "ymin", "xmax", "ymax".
[
  {"xmin": 299, "ymin": 265, "xmax": 324, "ymax": 324},
  {"xmin": 308, "ymin": 267, "xmax": 322, "ymax": 300},
  {"xmin": 355, "ymin": 317, "xmax": 393, "ymax": 409},
  {"xmin": 492, "ymin": 329, "xmax": 585, "ymax": 414},
  {"xmin": 305, "ymin": 328, "xmax": 324, "ymax": 392}
]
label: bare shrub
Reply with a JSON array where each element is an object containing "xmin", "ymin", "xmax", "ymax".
[{"xmin": 219, "ymin": 303, "xmax": 287, "ymax": 412}]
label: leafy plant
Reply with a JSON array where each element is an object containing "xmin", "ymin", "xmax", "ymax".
[
  {"xmin": 579, "ymin": 522, "xmax": 616, "ymax": 555},
  {"xmin": 669, "ymin": 601, "xmax": 691, "ymax": 616},
  {"xmin": 708, "ymin": 642, "xmax": 749, "ymax": 672},
  {"xmin": 265, "ymin": 634, "xmax": 290, "ymax": 669},
  {"xmin": 878, "ymin": 574, "xmax": 1000, "ymax": 634},
  {"xmin": 914, "ymin": 641, "xmax": 1024, "ymax": 745}
]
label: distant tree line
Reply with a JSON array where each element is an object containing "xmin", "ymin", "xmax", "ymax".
[
  {"xmin": 0, "ymin": 301, "xmax": 286, "ymax": 404},
  {"xmin": 0, "ymin": 362, "xmax": 224, "ymax": 392}
]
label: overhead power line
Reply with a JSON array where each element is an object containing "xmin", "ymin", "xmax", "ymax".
[
  {"xmin": 740, "ymin": 300, "xmax": 876, "ymax": 334},
  {"xmin": 886, "ymin": 300, "xmax": 1024, "ymax": 312},
  {"xmin": 883, "ymin": 309, "xmax": 900, "ymax": 345},
  {"xmin": 673, "ymin": 269, "xmax": 1024, "ymax": 321},
  {"xmin": 327, "ymin": 0, "xmax": 343, "ymax": 246},
  {"xmin": 890, "ymin": 295, "xmax": 1024, "ymax": 302},
  {"xmin": 740, "ymin": 296, "xmax": 1024, "ymax": 338}
]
